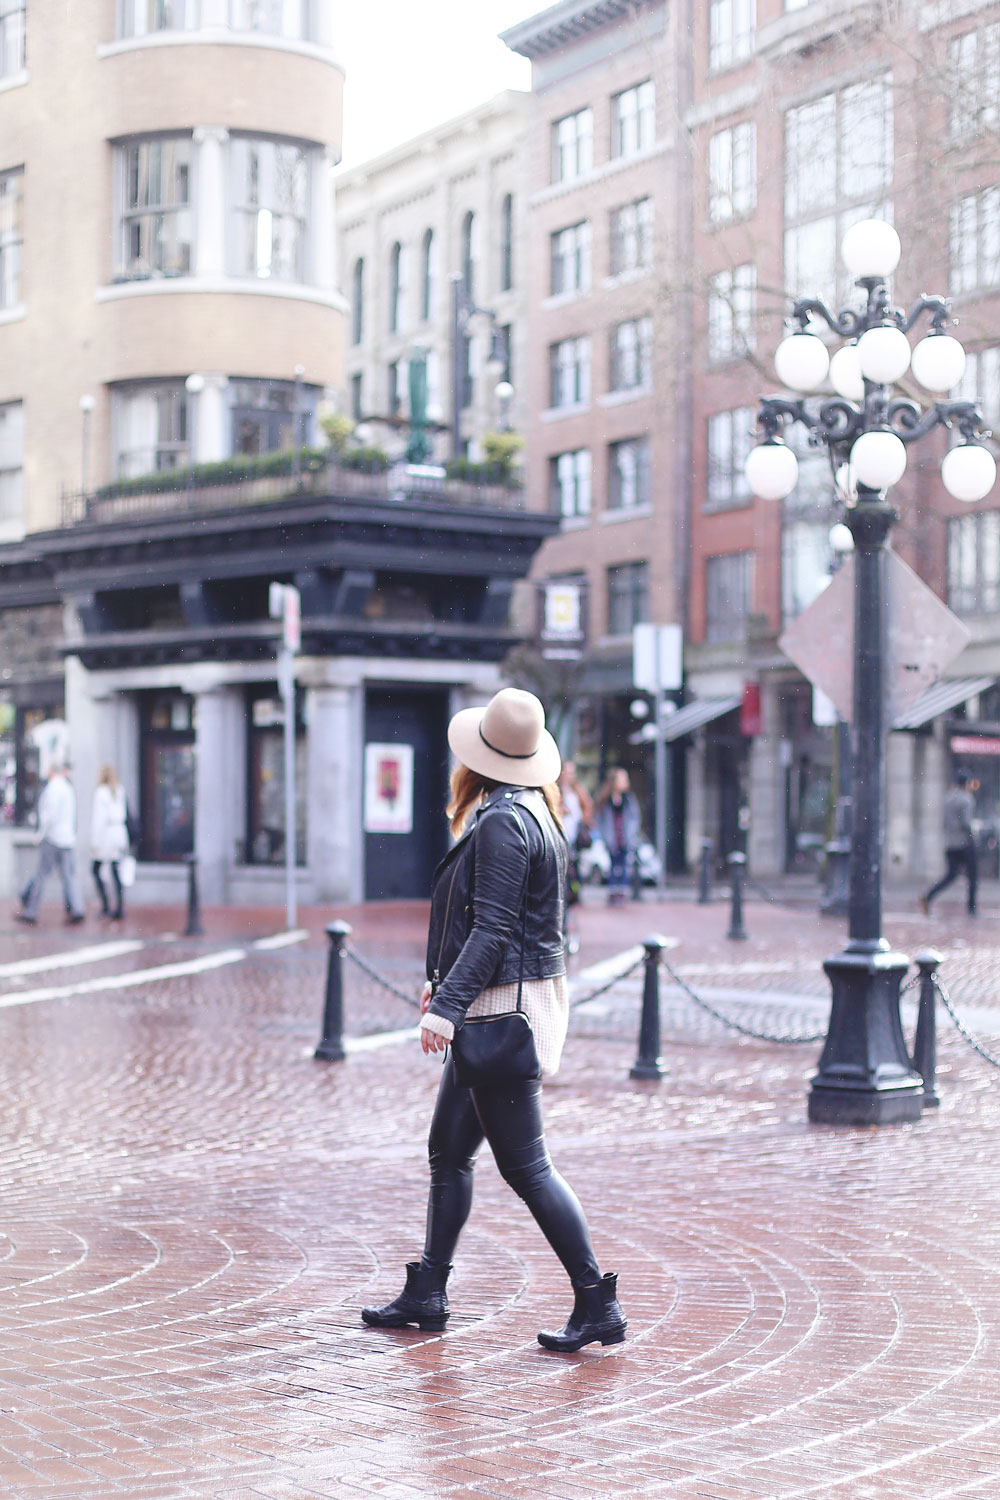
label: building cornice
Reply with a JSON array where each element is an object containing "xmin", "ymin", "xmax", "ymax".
[{"xmin": 500, "ymin": 0, "xmax": 657, "ymax": 59}]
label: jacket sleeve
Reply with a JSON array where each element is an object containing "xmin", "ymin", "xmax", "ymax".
[{"xmin": 425, "ymin": 807, "xmax": 529, "ymax": 1031}]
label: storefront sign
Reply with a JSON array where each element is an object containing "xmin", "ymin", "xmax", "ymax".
[
  {"xmin": 364, "ymin": 743, "xmax": 414, "ymax": 834},
  {"xmin": 740, "ymin": 682, "xmax": 762, "ymax": 737},
  {"xmin": 538, "ymin": 579, "xmax": 587, "ymax": 659},
  {"xmin": 951, "ymin": 735, "xmax": 1000, "ymax": 756},
  {"xmin": 633, "ymin": 622, "xmax": 682, "ymax": 692}
]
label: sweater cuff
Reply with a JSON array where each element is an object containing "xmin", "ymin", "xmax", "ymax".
[{"xmin": 420, "ymin": 1012, "xmax": 455, "ymax": 1042}]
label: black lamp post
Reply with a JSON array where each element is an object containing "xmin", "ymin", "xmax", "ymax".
[
  {"xmin": 746, "ymin": 218, "xmax": 996, "ymax": 1126},
  {"xmin": 450, "ymin": 273, "xmax": 505, "ymax": 460}
]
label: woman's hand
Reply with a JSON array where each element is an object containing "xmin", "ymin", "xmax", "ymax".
[
  {"xmin": 419, "ymin": 982, "xmax": 433, "ymax": 1015},
  {"xmin": 420, "ymin": 1025, "xmax": 448, "ymax": 1056}
]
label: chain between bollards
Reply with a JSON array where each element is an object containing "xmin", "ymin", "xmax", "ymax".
[
  {"xmin": 315, "ymin": 920, "xmax": 351, "ymax": 1061},
  {"xmin": 183, "ymin": 854, "xmax": 203, "ymax": 937},
  {"xmin": 697, "ymin": 838, "xmax": 712, "ymax": 904},
  {"xmin": 630, "ymin": 935, "xmax": 668, "ymax": 1080},
  {"xmin": 726, "ymin": 851, "xmax": 747, "ymax": 941},
  {"xmin": 911, "ymin": 948, "xmax": 942, "ymax": 1108}
]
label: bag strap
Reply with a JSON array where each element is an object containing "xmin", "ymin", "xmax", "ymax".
[{"xmin": 507, "ymin": 805, "xmax": 531, "ymax": 1015}]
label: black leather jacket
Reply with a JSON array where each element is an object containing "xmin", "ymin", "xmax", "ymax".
[{"xmin": 425, "ymin": 785, "xmax": 567, "ymax": 1032}]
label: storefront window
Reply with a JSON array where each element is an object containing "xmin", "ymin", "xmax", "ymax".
[
  {"xmin": 0, "ymin": 700, "xmax": 65, "ymax": 827},
  {"xmin": 140, "ymin": 692, "xmax": 195, "ymax": 860},
  {"xmin": 246, "ymin": 689, "xmax": 306, "ymax": 865},
  {"xmin": 230, "ymin": 378, "xmax": 317, "ymax": 455}
]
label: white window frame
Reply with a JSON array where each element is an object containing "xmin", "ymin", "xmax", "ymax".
[
  {"xmin": 0, "ymin": 399, "xmax": 24, "ymax": 536},
  {"xmin": 0, "ymin": 0, "xmax": 25, "ymax": 76},
  {"xmin": 610, "ymin": 198, "xmax": 653, "ymax": 277},
  {"xmin": 0, "ymin": 167, "xmax": 23, "ymax": 310},
  {"xmin": 228, "ymin": 0, "xmax": 313, "ymax": 40},
  {"xmin": 610, "ymin": 316, "xmax": 653, "ymax": 392},
  {"xmin": 552, "ymin": 108, "xmax": 594, "ymax": 185},
  {"xmin": 950, "ymin": 188, "xmax": 1000, "ymax": 296},
  {"xmin": 705, "ymin": 552, "xmax": 753, "ymax": 643},
  {"xmin": 549, "ymin": 337, "xmax": 591, "ymax": 410},
  {"xmin": 118, "ymin": 0, "xmax": 200, "ymax": 36},
  {"xmin": 956, "ymin": 346, "xmax": 1000, "ymax": 429},
  {"xmin": 607, "ymin": 560, "xmax": 649, "ymax": 636},
  {"xmin": 707, "ymin": 264, "xmax": 756, "ymax": 362},
  {"xmin": 612, "ymin": 80, "xmax": 655, "ymax": 159},
  {"xmin": 112, "ymin": 381, "xmax": 190, "ymax": 479},
  {"xmin": 608, "ymin": 437, "xmax": 651, "ymax": 512},
  {"xmin": 709, "ymin": 122, "xmax": 756, "ymax": 223},
  {"xmin": 706, "ymin": 407, "xmax": 755, "ymax": 509},
  {"xmin": 551, "ymin": 221, "xmax": 591, "ymax": 297},
  {"xmin": 950, "ymin": 25, "xmax": 1000, "ymax": 142},
  {"xmin": 115, "ymin": 136, "xmax": 194, "ymax": 282},
  {"xmin": 709, "ymin": 0, "xmax": 755, "ymax": 72},
  {"xmin": 551, "ymin": 449, "xmax": 591, "ymax": 519},
  {"xmin": 782, "ymin": 520, "xmax": 834, "ymax": 624},
  {"xmin": 230, "ymin": 135, "xmax": 310, "ymax": 284}
]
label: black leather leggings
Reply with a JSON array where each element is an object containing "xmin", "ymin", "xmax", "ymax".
[{"xmin": 422, "ymin": 1053, "xmax": 600, "ymax": 1286}]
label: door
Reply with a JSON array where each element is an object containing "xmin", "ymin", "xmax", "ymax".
[{"xmin": 364, "ymin": 687, "xmax": 450, "ymax": 899}]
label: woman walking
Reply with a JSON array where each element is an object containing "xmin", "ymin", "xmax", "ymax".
[
  {"xmin": 90, "ymin": 765, "xmax": 129, "ymax": 920},
  {"xmin": 594, "ymin": 767, "xmax": 641, "ymax": 905},
  {"xmin": 361, "ymin": 688, "xmax": 626, "ymax": 1352}
]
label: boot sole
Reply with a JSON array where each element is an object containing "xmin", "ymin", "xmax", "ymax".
[
  {"xmin": 537, "ymin": 1324, "xmax": 627, "ymax": 1352},
  {"xmin": 361, "ymin": 1311, "xmax": 448, "ymax": 1332}
]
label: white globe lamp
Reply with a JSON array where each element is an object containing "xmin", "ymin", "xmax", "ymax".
[
  {"xmin": 941, "ymin": 443, "xmax": 997, "ymax": 503},
  {"xmin": 829, "ymin": 344, "xmax": 865, "ymax": 402},
  {"xmin": 835, "ymin": 461, "xmax": 857, "ymax": 502},
  {"xmin": 774, "ymin": 332, "xmax": 830, "ymax": 392},
  {"xmin": 910, "ymin": 334, "xmax": 967, "ymax": 394},
  {"xmin": 829, "ymin": 522, "xmax": 855, "ymax": 554},
  {"xmin": 856, "ymin": 325, "xmax": 912, "ymax": 385},
  {"xmin": 850, "ymin": 429, "xmax": 908, "ymax": 489},
  {"xmin": 745, "ymin": 440, "xmax": 799, "ymax": 500},
  {"xmin": 841, "ymin": 219, "xmax": 902, "ymax": 280}
]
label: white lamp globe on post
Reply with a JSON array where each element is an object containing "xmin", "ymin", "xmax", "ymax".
[
  {"xmin": 745, "ymin": 439, "xmax": 799, "ymax": 500},
  {"xmin": 850, "ymin": 428, "xmax": 908, "ymax": 489},
  {"xmin": 941, "ymin": 443, "xmax": 998, "ymax": 503},
  {"xmin": 856, "ymin": 324, "xmax": 912, "ymax": 384},
  {"xmin": 829, "ymin": 344, "xmax": 866, "ymax": 402},
  {"xmin": 829, "ymin": 521, "xmax": 855, "ymax": 555},
  {"xmin": 841, "ymin": 219, "xmax": 902, "ymax": 280},
  {"xmin": 774, "ymin": 331, "xmax": 830, "ymax": 392},
  {"xmin": 910, "ymin": 333, "xmax": 967, "ymax": 393}
]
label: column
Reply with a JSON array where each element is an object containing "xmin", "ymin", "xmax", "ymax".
[
  {"xmin": 193, "ymin": 127, "xmax": 229, "ymax": 278},
  {"xmin": 64, "ymin": 659, "xmax": 137, "ymax": 903},
  {"xmin": 307, "ymin": 683, "xmax": 363, "ymax": 902},
  {"xmin": 191, "ymin": 373, "xmax": 229, "ymax": 462},
  {"xmin": 747, "ymin": 678, "xmax": 784, "ymax": 876},
  {"xmin": 311, "ymin": 147, "xmax": 337, "ymax": 293},
  {"xmin": 684, "ymin": 740, "xmax": 707, "ymax": 870},
  {"xmin": 885, "ymin": 731, "xmax": 915, "ymax": 880}
]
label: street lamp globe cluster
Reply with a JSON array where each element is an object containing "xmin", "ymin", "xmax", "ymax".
[{"xmin": 743, "ymin": 219, "xmax": 995, "ymax": 1127}]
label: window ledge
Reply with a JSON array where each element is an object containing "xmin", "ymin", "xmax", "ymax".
[
  {"xmin": 600, "ymin": 505, "xmax": 653, "ymax": 525},
  {"xmin": 0, "ymin": 519, "xmax": 25, "ymax": 543},
  {"xmin": 541, "ymin": 403, "xmax": 591, "ymax": 423},
  {"xmin": 559, "ymin": 514, "xmax": 591, "ymax": 530},
  {"xmin": 97, "ymin": 31, "xmax": 342, "ymax": 71},
  {"xmin": 703, "ymin": 497, "xmax": 753, "ymax": 515},
  {"xmin": 0, "ymin": 303, "xmax": 27, "ymax": 327},
  {"xmin": 757, "ymin": 0, "xmax": 866, "ymax": 57},
  {"xmin": 96, "ymin": 277, "xmax": 347, "ymax": 312},
  {"xmin": 542, "ymin": 288, "xmax": 591, "ymax": 311},
  {"xmin": 598, "ymin": 387, "xmax": 651, "ymax": 408},
  {"xmin": 530, "ymin": 140, "xmax": 672, "ymax": 209},
  {"xmin": 602, "ymin": 267, "xmax": 652, "ymax": 291},
  {"xmin": 705, "ymin": 207, "xmax": 757, "ymax": 232},
  {"xmin": 706, "ymin": 50, "xmax": 755, "ymax": 79},
  {"xmin": 0, "ymin": 70, "xmax": 27, "ymax": 95},
  {"xmin": 919, "ymin": 0, "xmax": 996, "ymax": 31}
]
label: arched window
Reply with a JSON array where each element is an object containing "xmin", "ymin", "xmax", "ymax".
[
  {"xmin": 500, "ymin": 194, "xmax": 513, "ymax": 292},
  {"xmin": 461, "ymin": 211, "xmax": 475, "ymax": 298},
  {"xmin": 351, "ymin": 257, "xmax": 364, "ymax": 345},
  {"xmin": 389, "ymin": 241, "xmax": 403, "ymax": 333},
  {"xmin": 421, "ymin": 228, "xmax": 434, "ymax": 322}
]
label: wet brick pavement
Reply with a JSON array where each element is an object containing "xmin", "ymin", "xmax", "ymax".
[{"xmin": 1, "ymin": 890, "xmax": 1000, "ymax": 1498}]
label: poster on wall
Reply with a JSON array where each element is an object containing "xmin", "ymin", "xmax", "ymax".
[{"xmin": 364, "ymin": 743, "xmax": 414, "ymax": 835}]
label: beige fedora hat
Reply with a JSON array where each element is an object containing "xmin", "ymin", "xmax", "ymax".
[{"xmin": 448, "ymin": 688, "xmax": 561, "ymax": 787}]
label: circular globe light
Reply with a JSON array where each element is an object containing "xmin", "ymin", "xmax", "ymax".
[
  {"xmin": 829, "ymin": 344, "xmax": 865, "ymax": 402},
  {"xmin": 941, "ymin": 443, "xmax": 998, "ymax": 503},
  {"xmin": 774, "ymin": 332, "xmax": 830, "ymax": 392},
  {"xmin": 745, "ymin": 440, "xmax": 799, "ymax": 500},
  {"xmin": 829, "ymin": 522, "xmax": 855, "ymax": 554},
  {"xmin": 835, "ymin": 461, "xmax": 857, "ymax": 501},
  {"xmin": 841, "ymin": 219, "xmax": 902, "ymax": 280},
  {"xmin": 850, "ymin": 429, "xmax": 908, "ymax": 489},
  {"xmin": 910, "ymin": 334, "xmax": 967, "ymax": 394},
  {"xmin": 856, "ymin": 324, "xmax": 912, "ymax": 385}
]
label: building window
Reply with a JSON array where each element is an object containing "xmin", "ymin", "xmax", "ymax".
[
  {"xmin": 0, "ymin": 1, "xmax": 25, "ymax": 75},
  {"xmin": 608, "ymin": 437, "xmax": 651, "ymax": 512},
  {"xmin": 709, "ymin": 0, "xmax": 755, "ymax": 71},
  {"xmin": 610, "ymin": 316, "xmax": 652, "ymax": 392},
  {"xmin": 705, "ymin": 552, "xmax": 753, "ymax": 643},
  {"xmin": 420, "ymin": 228, "xmax": 433, "ymax": 321},
  {"xmin": 956, "ymin": 346, "xmax": 1000, "ymax": 429},
  {"xmin": 950, "ymin": 188, "xmax": 1000, "ymax": 296},
  {"xmin": 113, "ymin": 382, "xmax": 188, "ymax": 478},
  {"xmin": 246, "ymin": 688, "xmax": 306, "ymax": 866},
  {"xmin": 707, "ymin": 264, "xmax": 756, "ymax": 361},
  {"xmin": 610, "ymin": 197, "xmax": 653, "ymax": 277},
  {"xmin": 949, "ymin": 511, "xmax": 1000, "ymax": 615},
  {"xmin": 500, "ymin": 193, "xmax": 513, "ymax": 292},
  {"xmin": 231, "ymin": 135, "xmax": 309, "ymax": 282},
  {"xmin": 116, "ymin": 137, "xmax": 192, "ymax": 280},
  {"xmin": 351, "ymin": 256, "xmax": 364, "ymax": 344},
  {"xmin": 782, "ymin": 521, "xmax": 833, "ymax": 623},
  {"xmin": 706, "ymin": 407, "xmax": 755, "ymax": 510},
  {"xmin": 950, "ymin": 25, "xmax": 1000, "ymax": 141},
  {"xmin": 784, "ymin": 78, "xmax": 893, "ymax": 306},
  {"xmin": 0, "ymin": 168, "xmax": 22, "ymax": 309},
  {"xmin": 612, "ymin": 80, "xmax": 654, "ymax": 158},
  {"xmin": 0, "ymin": 400, "xmax": 24, "ymax": 533},
  {"xmin": 552, "ymin": 107, "xmax": 593, "ymax": 184},
  {"xmin": 461, "ymin": 210, "xmax": 476, "ymax": 297},
  {"xmin": 549, "ymin": 337, "xmax": 590, "ymax": 409},
  {"xmin": 228, "ymin": 0, "xmax": 315, "ymax": 40},
  {"xmin": 708, "ymin": 122, "xmax": 756, "ymax": 223},
  {"xmin": 389, "ymin": 240, "xmax": 403, "ymax": 333},
  {"xmin": 1, "ymin": 694, "xmax": 66, "ymax": 830},
  {"xmin": 551, "ymin": 221, "xmax": 591, "ymax": 296},
  {"xmin": 119, "ymin": 0, "xmax": 200, "ymax": 35},
  {"xmin": 550, "ymin": 450, "xmax": 591, "ymax": 519},
  {"xmin": 607, "ymin": 561, "xmax": 649, "ymax": 635},
  {"xmin": 494, "ymin": 323, "xmax": 512, "ymax": 386},
  {"xmin": 231, "ymin": 377, "xmax": 315, "ymax": 455},
  {"xmin": 349, "ymin": 372, "xmax": 363, "ymax": 421},
  {"xmin": 140, "ymin": 693, "xmax": 195, "ymax": 861}
]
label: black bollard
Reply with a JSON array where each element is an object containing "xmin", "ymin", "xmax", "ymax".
[
  {"xmin": 697, "ymin": 837, "xmax": 712, "ymax": 904},
  {"xmin": 726, "ymin": 851, "xmax": 747, "ymax": 941},
  {"xmin": 911, "ymin": 948, "xmax": 943, "ymax": 1109},
  {"xmin": 630, "ymin": 935, "xmax": 668, "ymax": 1080},
  {"xmin": 315, "ymin": 920, "xmax": 351, "ymax": 1061},
  {"xmin": 183, "ymin": 854, "xmax": 204, "ymax": 937}
]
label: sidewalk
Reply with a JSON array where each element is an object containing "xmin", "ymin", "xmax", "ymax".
[{"xmin": 1, "ymin": 895, "xmax": 999, "ymax": 1498}]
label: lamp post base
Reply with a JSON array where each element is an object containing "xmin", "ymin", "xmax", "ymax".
[{"xmin": 808, "ymin": 947, "xmax": 924, "ymax": 1126}]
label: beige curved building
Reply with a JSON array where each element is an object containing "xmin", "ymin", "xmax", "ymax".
[{"xmin": 0, "ymin": 0, "xmax": 345, "ymax": 536}]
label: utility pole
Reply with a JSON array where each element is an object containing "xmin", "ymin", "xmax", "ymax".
[{"xmin": 269, "ymin": 582, "xmax": 301, "ymax": 930}]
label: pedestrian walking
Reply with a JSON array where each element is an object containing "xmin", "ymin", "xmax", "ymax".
[
  {"xmin": 557, "ymin": 759, "xmax": 593, "ymax": 953},
  {"xmin": 594, "ymin": 767, "xmax": 641, "ymax": 906},
  {"xmin": 921, "ymin": 769, "xmax": 978, "ymax": 916},
  {"xmin": 90, "ymin": 765, "xmax": 130, "ymax": 920},
  {"xmin": 361, "ymin": 687, "xmax": 627, "ymax": 1353},
  {"xmin": 16, "ymin": 763, "xmax": 85, "ymax": 925}
]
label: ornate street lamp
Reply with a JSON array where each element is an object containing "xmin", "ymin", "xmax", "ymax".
[
  {"xmin": 745, "ymin": 219, "xmax": 996, "ymax": 1125},
  {"xmin": 450, "ymin": 273, "xmax": 506, "ymax": 460}
]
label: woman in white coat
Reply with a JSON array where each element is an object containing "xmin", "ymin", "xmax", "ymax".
[{"xmin": 91, "ymin": 765, "xmax": 130, "ymax": 919}]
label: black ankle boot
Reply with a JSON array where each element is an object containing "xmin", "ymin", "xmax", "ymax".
[
  {"xmin": 537, "ymin": 1272, "xmax": 626, "ymax": 1352},
  {"xmin": 361, "ymin": 1261, "xmax": 451, "ymax": 1331}
]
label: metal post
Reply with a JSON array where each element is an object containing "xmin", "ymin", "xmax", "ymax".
[
  {"xmin": 315, "ymin": 920, "xmax": 351, "ymax": 1061},
  {"xmin": 911, "ymin": 948, "xmax": 943, "ymax": 1109},
  {"xmin": 698, "ymin": 837, "xmax": 712, "ymax": 904},
  {"xmin": 726, "ymin": 851, "xmax": 747, "ymax": 941},
  {"xmin": 630, "ymin": 935, "xmax": 667, "ymax": 1080},
  {"xmin": 450, "ymin": 274, "xmax": 464, "ymax": 461},
  {"xmin": 278, "ymin": 645, "xmax": 297, "ymax": 931},
  {"xmin": 654, "ymin": 684, "xmax": 667, "ymax": 894},
  {"xmin": 183, "ymin": 854, "xmax": 203, "ymax": 937}
]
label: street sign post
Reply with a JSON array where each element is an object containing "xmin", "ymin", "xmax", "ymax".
[
  {"xmin": 269, "ymin": 583, "xmax": 301, "ymax": 931},
  {"xmin": 632, "ymin": 624, "xmax": 683, "ymax": 888}
]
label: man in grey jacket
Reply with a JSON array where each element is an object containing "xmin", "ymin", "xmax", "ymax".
[
  {"xmin": 16, "ymin": 764, "xmax": 86, "ymax": 925},
  {"xmin": 921, "ymin": 769, "xmax": 977, "ymax": 917}
]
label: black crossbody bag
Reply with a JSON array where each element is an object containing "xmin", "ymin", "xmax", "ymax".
[{"xmin": 450, "ymin": 806, "xmax": 542, "ymax": 1090}]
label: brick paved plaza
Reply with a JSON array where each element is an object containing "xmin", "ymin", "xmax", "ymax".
[{"xmin": 1, "ymin": 887, "xmax": 1000, "ymax": 1499}]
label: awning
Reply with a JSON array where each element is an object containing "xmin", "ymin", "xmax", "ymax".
[
  {"xmin": 892, "ymin": 677, "xmax": 995, "ymax": 731},
  {"xmin": 660, "ymin": 695, "xmax": 742, "ymax": 742}
]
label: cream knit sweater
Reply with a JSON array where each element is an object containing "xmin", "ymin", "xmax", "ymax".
[{"xmin": 420, "ymin": 975, "xmax": 569, "ymax": 1079}]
